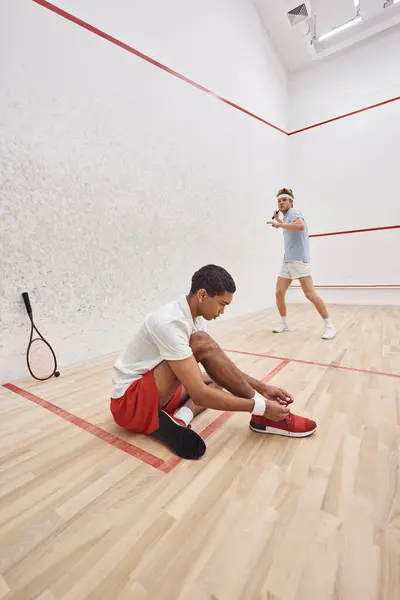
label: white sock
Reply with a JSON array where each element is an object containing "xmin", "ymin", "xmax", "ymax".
[
  {"xmin": 282, "ymin": 316, "xmax": 288, "ymax": 324},
  {"xmin": 324, "ymin": 318, "xmax": 331, "ymax": 326},
  {"xmin": 173, "ymin": 406, "xmax": 194, "ymax": 426}
]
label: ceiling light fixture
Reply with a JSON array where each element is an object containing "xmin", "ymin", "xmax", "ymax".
[{"xmin": 316, "ymin": 15, "xmax": 363, "ymax": 42}]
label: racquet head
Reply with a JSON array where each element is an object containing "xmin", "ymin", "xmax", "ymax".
[{"xmin": 27, "ymin": 338, "xmax": 58, "ymax": 380}]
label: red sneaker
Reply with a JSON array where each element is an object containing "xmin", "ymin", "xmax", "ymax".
[{"xmin": 249, "ymin": 413, "xmax": 317, "ymax": 437}]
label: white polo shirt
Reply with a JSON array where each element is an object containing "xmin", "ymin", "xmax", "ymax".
[{"xmin": 111, "ymin": 295, "xmax": 207, "ymax": 398}]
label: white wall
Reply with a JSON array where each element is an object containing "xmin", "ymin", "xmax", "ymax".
[
  {"xmin": 288, "ymin": 27, "xmax": 400, "ymax": 131},
  {"xmin": 0, "ymin": 0, "xmax": 287, "ymax": 383},
  {"xmin": 287, "ymin": 27, "xmax": 400, "ymax": 306},
  {"xmin": 54, "ymin": 0, "xmax": 288, "ymax": 128}
]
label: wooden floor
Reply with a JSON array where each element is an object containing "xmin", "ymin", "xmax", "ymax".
[{"xmin": 1, "ymin": 304, "xmax": 400, "ymax": 600}]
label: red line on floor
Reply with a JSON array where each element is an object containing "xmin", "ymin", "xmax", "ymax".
[
  {"xmin": 2, "ymin": 384, "xmax": 236, "ymax": 474},
  {"xmin": 159, "ymin": 411, "xmax": 236, "ymax": 473},
  {"xmin": 224, "ymin": 349, "xmax": 400, "ymax": 379},
  {"xmin": 262, "ymin": 359, "xmax": 290, "ymax": 381},
  {"xmin": 32, "ymin": 0, "xmax": 286, "ymax": 135},
  {"xmin": 309, "ymin": 224, "xmax": 400, "ymax": 238},
  {"xmin": 4, "ymin": 383, "xmax": 165, "ymax": 469},
  {"xmin": 3, "ymin": 359, "xmax": 290, "ymax": 474},
  {"xmin": 289, "ymin": 95, "xmax": 400, "ymax": 135},
  {"xmin": 159, "ymin": 361, "xmax": 290, "ymax": 472},
  {"xmin": 158, "ymin": 455, "xmax": 182, "ymax": 474},
  {"xmin": 200, "ymin": 410, "xmax": 235, "ymax": 441}
]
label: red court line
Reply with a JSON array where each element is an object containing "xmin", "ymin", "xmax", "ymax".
[
  {"xmin": 3, "ymin": 382, "xmax": 236, "ymax": 474},
  {"xmin": 289, "ymin": 95, "xmax": 400, "ymax": 135},
  {"xmin": 200, "ymin": 410, "xmax": 235, "ymax": 441},
  {"xmin": 160, "ymin": 361, "xmax": 291, "ymax": 472},
  {"xmin": 291, "ymin": 285, "xmax": 400, "ymax": 289},
  {"xmin": 160, "ymin": 411, "xmax": 237, "ymax": 473},
  {"xmin": 309, "ymin": 224, "xmax": 400, "ymax": 239},
  {"xmin": 4, "ymin": 360, "xmax": 291, "ymax": 473},
  {"xmin": 159, "ymin": 455, "xmax": 182, "ymax": 474},
  {"xmin": 224, "ymin": 349, "xmax": 400, "ymax": 379},
  {"xmin": 3, "ymin": 383, "xmax": 165, "ymax": 469},
  {"xmin": 31, "ymin": 2, "xmax": 400, "ymax": 137},
  {"xmin": 262, "ymin": 359, "xmax": 290, "ymax": 381},
  {"xmin": 2, "ymin": 385, "xmax": 241, "ymax": 473},
  {"xmin": 32, "ymin": 0, "xmax": 286, "ymax": 135}
]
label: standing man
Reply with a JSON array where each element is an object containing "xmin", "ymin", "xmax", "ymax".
[
  {"xmin": 110, "ymin": 264, "xmax": 316, "ymax": 460},
  {"xmin": 267, "ymin": 188, "xmax": 337, "ymax": 340}
]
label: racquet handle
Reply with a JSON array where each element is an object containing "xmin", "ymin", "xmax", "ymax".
[{"xmin": 22, "ymin": 292, "xmax": 33, "ymax": 316}]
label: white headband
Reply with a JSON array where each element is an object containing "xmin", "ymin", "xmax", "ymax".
[{"xmin": 277, "ymin": 194, "xmax": 293, "ymax": 201}]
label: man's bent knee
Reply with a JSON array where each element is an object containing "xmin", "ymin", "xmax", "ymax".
[
  {"xmin": 304, "ymin": 291, "xmax": 318, "ymax": 302},
  {"xmin": 189, "ymin": 332, "xmax": 218, "ymax": 361}
]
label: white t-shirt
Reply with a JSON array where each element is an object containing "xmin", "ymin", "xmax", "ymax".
[{"xmin": 111, "ymin": 295, "xmax": 207, "ymax": 398}]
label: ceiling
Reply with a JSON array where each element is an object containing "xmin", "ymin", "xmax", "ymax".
[{"xmin": 254, "ymin": 0, "xmax": 400, "ymax": 72}]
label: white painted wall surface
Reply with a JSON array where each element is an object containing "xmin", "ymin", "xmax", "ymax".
[
  {"xmin": 288, "ymin": 27, "xmax": 400, "ymax": 132},
  {"xmin": 52, "ymin": 0, "xmax": 288, "ymax": 129},
  {"xmin": 0, "ymin": 0, "xmax": 287, "ymax": 382},
  {"xmin": 287, "ymin": 28, "xmax": 400, "ymax": 306}
]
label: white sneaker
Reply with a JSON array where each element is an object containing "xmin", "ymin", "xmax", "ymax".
[
  {"xmin": 322, "ymin": 325, "xmax": 337, "ymax": 340},
  {"xmin": 273, "ymin": 322, "xmax": 289, "ymax": 333}
]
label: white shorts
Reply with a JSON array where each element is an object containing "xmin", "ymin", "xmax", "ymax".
[{"xmin": 279, "ymin": 261, "xmax": 311, "ymax": 280}]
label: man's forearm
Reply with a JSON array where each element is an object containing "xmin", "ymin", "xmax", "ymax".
[
  {"xmin": 193, "ymin": 386, "xmax": 255, "ymax": 412},
  {"xmin": 241, "ymin": 371, "xmax": 265, "ymax": 394}
]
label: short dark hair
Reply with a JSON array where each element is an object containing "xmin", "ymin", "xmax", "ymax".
[{"xmin": 190, "ymin": 265, "xmax": 236, "ymax": 297}]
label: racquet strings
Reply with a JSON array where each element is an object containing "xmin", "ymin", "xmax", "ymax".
[{"xmin": 27, "ymin": 337, "xmax": 56, "ymax": 380}]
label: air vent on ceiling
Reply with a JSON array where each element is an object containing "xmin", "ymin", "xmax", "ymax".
[{"xmin": 287, "ymin": 3, "xmax": 309, "ymax": 27}]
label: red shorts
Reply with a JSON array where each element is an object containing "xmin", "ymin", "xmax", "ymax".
[{"xmin": 110, "ymin": 370, "xmax": 183, "ymax": 435}]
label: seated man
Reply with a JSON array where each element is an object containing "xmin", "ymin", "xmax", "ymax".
[{"xmin": 110, "ymin": 265, "xmax": 316, "ymax": 459}]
